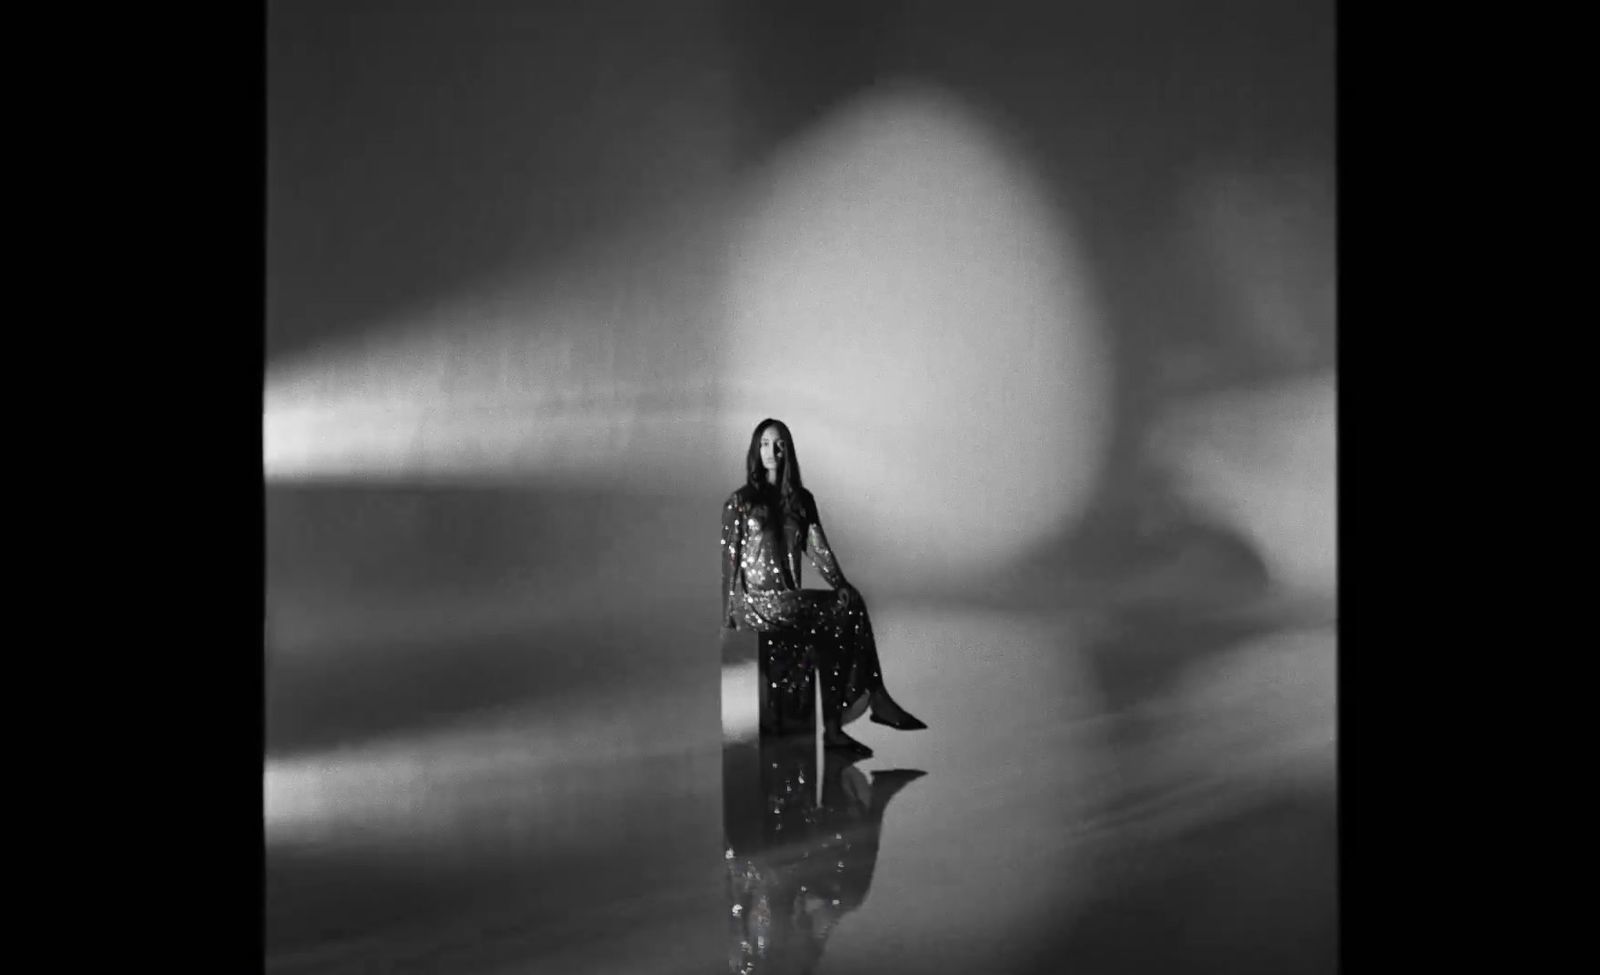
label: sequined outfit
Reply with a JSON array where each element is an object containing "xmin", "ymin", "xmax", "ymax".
[{"xmin": 721, "ymin": 486, "xmax": 882, "ymax": 726}]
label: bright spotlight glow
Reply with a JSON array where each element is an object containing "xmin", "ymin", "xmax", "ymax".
[
  {"xmin": 719, "ymin": 82, "xmax": 1111, "ymax": 585},
  {"xmin": 263, "ymin": 296, "xmax": 724, "ymax": 487},
  {"xmin": 264, "ymin": 199, "xmax": 736, "ymax": 490}
]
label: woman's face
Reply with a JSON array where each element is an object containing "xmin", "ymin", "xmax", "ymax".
[{"xmin": 759, "ymin": 425, "xmax": 786, "ymax": 473}]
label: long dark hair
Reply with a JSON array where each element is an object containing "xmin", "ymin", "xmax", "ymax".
[{"xmin": 741, "ymin": 417, "xmax": 813, "ymax": 540}]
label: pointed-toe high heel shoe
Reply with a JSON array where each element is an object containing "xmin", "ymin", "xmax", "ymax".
[
  {"xmin": 869, "ymin": 706, "xmax": 928, "ymax": 731},
  {"xmin": 867, "ymin": 691, "xmax": 928, "ymax": 731}
]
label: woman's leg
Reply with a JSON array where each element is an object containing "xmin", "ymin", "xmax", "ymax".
[{"xmin": 799, "ymin": 591, "xmax": 926, "ymax": 733}]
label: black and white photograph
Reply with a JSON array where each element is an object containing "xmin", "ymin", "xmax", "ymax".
[{"xmin": 265, "ymin": 1, "xmax": 1336, "ymax": 971}]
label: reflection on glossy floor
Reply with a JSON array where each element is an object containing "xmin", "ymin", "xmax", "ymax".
[
  {"xmin": 267, "ymin": 590, "xmax": 1335, "ymax": 974},
  {"xmin": 723, "ymin": 733, "xmax": 927, "ymax": 975}
]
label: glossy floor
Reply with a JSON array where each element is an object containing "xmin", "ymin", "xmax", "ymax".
[{"xmin": 266, "ymin": 594, "xmax": 1335, "ymax": 974}]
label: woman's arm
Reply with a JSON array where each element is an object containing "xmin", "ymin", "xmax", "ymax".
[
  {"xmin": 721, "ymin": 494, "xmax": 745, "ymax": 628},
  {"xmin": 805, "ymin": 495, "xmax": 851, "ymax": 593}
]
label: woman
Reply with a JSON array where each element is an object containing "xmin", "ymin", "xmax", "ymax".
[{"xmin": 721, "ymin": 418, "xmax": 926, "ymax": 758}]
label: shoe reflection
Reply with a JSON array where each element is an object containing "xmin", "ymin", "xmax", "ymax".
[{"xmin": 723, "ymin": 734, "xmax": 926, "ymax": 975}]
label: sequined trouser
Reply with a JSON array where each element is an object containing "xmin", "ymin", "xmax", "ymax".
[{"xmin": 738, "ymin": 588, "xmax": 883, "ymax": 728}]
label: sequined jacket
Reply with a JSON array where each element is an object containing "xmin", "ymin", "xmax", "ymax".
[{"xmin": 721, "ymin": 486, "xmax": 849, "ymax": 628}]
